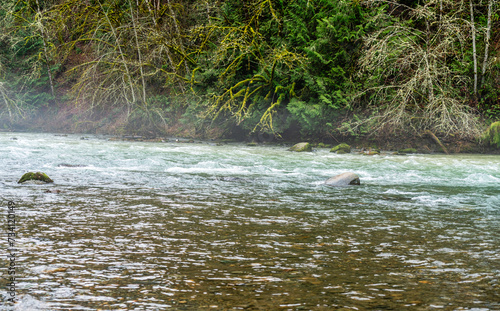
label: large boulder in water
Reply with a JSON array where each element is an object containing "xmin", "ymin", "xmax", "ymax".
[
  {"xmin": 325, "ymin": 172, "xmax": 360, "ymax": 187},
  {"xmin": 289, "ymin": 142, "xmax": 312, "ymax": 152},
  {"xmin": 18, "ymin": 172, "xmax": 54, "ymax": 184}
]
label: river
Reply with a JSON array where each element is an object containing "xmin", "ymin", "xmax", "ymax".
[{"xmin": 1, "ymin": 132, "xmax": 499, "ymax": 310}]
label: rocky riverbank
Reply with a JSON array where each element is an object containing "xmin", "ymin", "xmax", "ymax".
[{"xmin": 2, "ymin": 108, "xmax": 499, "ymax": 155}]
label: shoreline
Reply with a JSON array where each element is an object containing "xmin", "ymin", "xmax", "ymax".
[
  {"xmin": 1, "ymin": 108, "xmax": 499, "ymax": 155},
  {"xmin": 2, "ymin": 127, "xmax": 499, "ymax": 156}
]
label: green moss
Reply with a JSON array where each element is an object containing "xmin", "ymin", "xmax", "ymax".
[
  {"xmin": 317, "ymin": 143, "xmax": 332, "ymax": 149},
  {"xmin": 398, "ymin": 148, "xmax": 417, "ymax": 154},
  {"xmin": 364, "ymin": 148, "xmax": 380, "ymax": 155},
  {"xmin": 482, "ymin": 121, "xmax": 500, "ymax": 148},
  {"xmin": 289, "ymin": 142, "xmax": 312, "ymax": 152},
  {"xmin": 330, "ymin": 143, "xmax": 351, "ymax": 153},
  {"xmin": 18, "ymin": 172, "xmax": 54, "ymax": 184}
]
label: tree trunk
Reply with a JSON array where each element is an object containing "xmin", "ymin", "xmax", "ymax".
[
  {"xmin": 129, "ymin": 0, "xmax": 147, "ymax": 105},
  {"xmin": 207, "ymin": 1, "xmax": 211, "ymax": 23},
  {"xmin": 166, "ymin": 0, "xmax": 190, "ymax": 76},
  {"xmin": 98, "ymin": 1, "xmax": 137, "ymax": 115},
  {"xmin": 481, "ymin": 0, "xmax": 493, "ymax": 88},
  {"xmin": 470, "ymin": 0, "xmax": 478, "ymax": 95},
  {"xmin": 35, "ymin": 0, "xmax": 55, "ymax": 99}
]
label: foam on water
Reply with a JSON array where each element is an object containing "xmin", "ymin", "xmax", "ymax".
[{"xmin": 1, "ymin": 133, "xmax": 500, "ymax": 310}]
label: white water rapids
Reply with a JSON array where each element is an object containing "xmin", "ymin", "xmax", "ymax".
[{"xmin": 1, "ymin": 133, "xmax": 499, "ymax": 310}]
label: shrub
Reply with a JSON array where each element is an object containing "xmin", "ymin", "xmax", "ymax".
[{"xmin": 482, "ymin": 121, "xmax": 500, "ymax": 148}]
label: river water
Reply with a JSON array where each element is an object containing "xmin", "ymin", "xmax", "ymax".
[{"xmin": 0, "ymin": 132, "xmax": 499, "ymax": 310}]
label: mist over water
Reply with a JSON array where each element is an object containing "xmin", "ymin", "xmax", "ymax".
[{"xmin": 1, "ymin": 133, "xmax": 499, "ymax": 310}]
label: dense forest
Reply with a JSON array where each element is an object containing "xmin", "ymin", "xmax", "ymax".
[{"xmin": 0, "ymin": 0, "xmax": 499, "ymax": 142}]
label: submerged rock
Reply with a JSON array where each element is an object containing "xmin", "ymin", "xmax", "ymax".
[
  {"xmin": 218, "ymin": 176, "xmax": 251, "ymax": 182},
  {"xmin": 289, "ymin": 142, "xmax": 312, "ymax": 152},
  {"xmin": 45, "ymin": 189, "xmax": 62, "ymax": 194},
  {"xmin": 325, "ymin": 172, "xmax": 360, "ymax": 187},
  {"xmin": 18, "ymin": 172, "xmax": 54, "ymax": 184},
  {"xmin": 57, "ymin": 163, "xmax": 87, "ymax": 167},
  {"xmin": 330, "ymin": 143, "xmax": 351, "ymax": 154}
]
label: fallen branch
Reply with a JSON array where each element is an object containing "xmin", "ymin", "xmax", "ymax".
[{"xmin": 423, "ymin": 130, "xmax": 449, "ymax": 154}]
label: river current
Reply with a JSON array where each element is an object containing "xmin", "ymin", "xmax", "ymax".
[{"xmin": 0, "ymin": 132, "xmax": 499, "ymax": 310}]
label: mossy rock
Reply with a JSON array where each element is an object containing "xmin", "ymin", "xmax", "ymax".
[
  {"xmin": 18, "ymin": 172, "xmax": 54, "ymax": 184},
  {"xmin": 364, "ymin": 148, "xmax": 380, "ymax": 155},
  {"xmin": 482, "ymin": 121, "xmax": 500, "ymax": 148},
  {"xmin": 317, "ymin": 143, "xmax": 332, "ymax": 149},
  {"xmin": 330, "ymin": 143, "xmax": 351, "ymax": 154},
  {"xmin": 398, "ymin": 148, "xmax": 417, "ymax": 154},
  {"xmin": 289, "ymin": 142, "xmax": 312, "ymax": 152}
]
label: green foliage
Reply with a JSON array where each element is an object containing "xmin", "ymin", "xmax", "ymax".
[
  {"xmin": 0, "ymin": 81, "xmax": 26, "ymax": 120},
  {"xmin": 350, "ymin": 0, "xmax": 484, "ymax": 138},
  {"xmin": 286, "ymin": 98, "xmax": 323, "ymax": 134},
  {"xmin": 0, "ymin": 0, "xmax": 498, "ymax": 142},
  {"xmin": 478, "ymin": 63, "xmax": 500, "ymax": 120},
  {"xmin": 482, "ymin": 121, "xmax": 500, "ymax": 148},
  {"xmin": 283, "ymin": 0, "xmax": 368, "ymax": 134},
  {"xmin": 0, "ymin": 0, "xmax": 59, "ymax": 111},
  {"xmin": 193, "ymin": 0, "xmax": 369, "ymax": 135}
]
